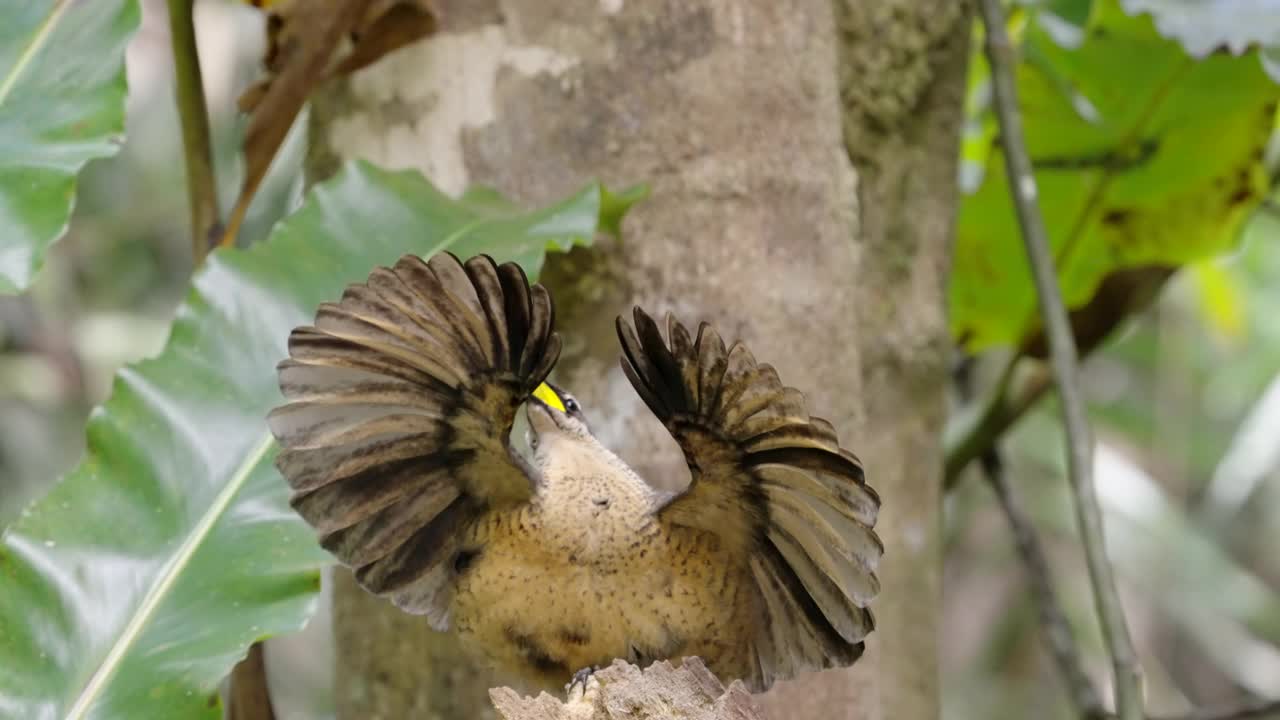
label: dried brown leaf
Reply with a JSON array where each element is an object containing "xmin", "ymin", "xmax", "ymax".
[
  {"xmin": 334, "ymin": 0, "xmax": 438, "ymax": 77},
  {"xmin": 224, "ymin": 0, "xmax": 437, "ymax": 248},
  {"xmin": 1020, "ymin": 265, "xmax": 1175, "ymax": 359}
]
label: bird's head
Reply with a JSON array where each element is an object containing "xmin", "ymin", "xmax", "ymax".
[
  {"xmin": 524, "ymin": 381, "xmax": 650, "ymax": 511},
  {"xmin": 525, "ymin": 382, "xmax": 593, "ymax": 457}
]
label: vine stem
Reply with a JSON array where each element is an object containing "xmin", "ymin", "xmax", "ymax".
[
  {"xmin": 166, "ymin": 0, "xmax": 221, "ymax": 261},
  {"xmin": 976, "ymin": 1, "xmax": 1145, "ymax": 718}
]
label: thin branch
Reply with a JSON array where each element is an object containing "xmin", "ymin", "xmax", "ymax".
[
  {"xmin": 981, "ymin": 449, "xmax": 1107, "ymax": 719},
  {"xmin": 978, "ymin": 1, "xmax": 1145, "ymax": 718},
  {"xmin": 953, "ymin": 358, "xmax": 1104, "ymax": 719},
  {"xmin": 167, "ymin": 0, "xmax": 222, "ymax": 261},
  {"xmin": 945, "ymin": 356, "xmax": 1051, "ymax": 488}
]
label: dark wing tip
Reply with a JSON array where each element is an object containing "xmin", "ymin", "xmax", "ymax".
[
  {"xmin": 632, "ymin": 306, "xmax": 665, "ymax": 347},
  {"xmin": 497, "ymin": 258, "xmax": 530, "ymax": 286},
  {"xmin": 631, "ymin": 305, "xmax": 655, "ymax": 329}
]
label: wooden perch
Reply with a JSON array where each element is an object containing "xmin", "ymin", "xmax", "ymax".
[{"xmin": 489, "ymin": 658, "xmax": 762, "ymax": 720}]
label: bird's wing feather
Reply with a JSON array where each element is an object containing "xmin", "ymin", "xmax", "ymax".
[
  {"xmin": 269, "ymin": 253, "xmax": 558, "ymax": 630},
  {"xmin": 616, "ymin": 308, "xmax": 881, "ymax": 691}
]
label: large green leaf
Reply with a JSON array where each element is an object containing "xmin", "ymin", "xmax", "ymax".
[
  {"xmin": 952, "ymin": 0, "xmax": 1280, "ymax": 349},
  {"xmin": 0, "ymin": 0, "xmax": 138, "ymax": 293},
  {"xmin": 0, "ymin": 161, "xmax": 641, "ymax": 719}
]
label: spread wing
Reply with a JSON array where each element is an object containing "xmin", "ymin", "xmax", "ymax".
[
  {"xmin": 268, "ymin": 252, "xmax": 559, "ymax": 630},
  {"xmin": 617, "ymin": 308, "xmax": 881, "ymax": 690}
]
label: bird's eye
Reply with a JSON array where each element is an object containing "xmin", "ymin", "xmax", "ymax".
[{"xmin": 564, "ymin": 398, "xmax": 580, "ymax": 413}]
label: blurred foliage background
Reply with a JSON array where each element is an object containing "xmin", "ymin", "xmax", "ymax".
[
  {"xmin": 945, "ymin": 223, "xmax": 1280, "ymax": 718},
  {"xmin": 943, "ymin": 1, "xmax": 1280, "ymax": 718},
  {"xmin": 0, "ymin": 0, "xmax": 1277, "ymax": 719},
  {"xmin": 0, "ymin": 0, "xmax": 302, "ymax": 523}
]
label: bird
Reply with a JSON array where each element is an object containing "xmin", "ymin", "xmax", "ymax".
[{"xmin": 267, "ymin": 251, "xmax": 882, "ymax": 693}]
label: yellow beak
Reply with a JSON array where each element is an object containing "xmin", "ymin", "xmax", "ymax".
[{"xmin": 531, "ymin": 382, "xmax": 566, "ymax": 412}]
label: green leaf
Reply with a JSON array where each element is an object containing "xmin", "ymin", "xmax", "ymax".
[
  {"xmin": 0, "ymin": 161, "xmax": 641, "ymax": 719},
  {"xmin": 0, "ymin": 0, "xmax": 138, "ymax": 293},
  {"xmin": 1190, "ymin": 259, "xmax": 1247, "ymax": 342},
  {"xmin": 952, "ymin": 1, "xmax": 1280, "ymax": 349}
]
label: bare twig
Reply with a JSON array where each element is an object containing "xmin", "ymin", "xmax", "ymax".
[
  {"xmin": 945, "ymin": 357, "xmax": 1051, "ymax": 488},
  {"xmin": 166, "ymin": 0, "xmax": 222, "ymax": 261},
  {"xmin": 981, "ymin": 450, "xmax": 1108, "ymax": 719},
  {"xmin": 978, "ymin": 1, "xmax": 1145, "ymax": 718},
  {"xmin": 953, "ymin": 358, "xmax": 1104, "ymax": 718}
]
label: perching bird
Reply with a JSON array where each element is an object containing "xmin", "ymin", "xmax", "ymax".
[{"xmin": 267, "ymin": 252, "xmax": 882, "ymax": 693}]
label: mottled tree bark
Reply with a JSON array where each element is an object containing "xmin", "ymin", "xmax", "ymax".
[
  {"xmin": 307, "ymin": 1, "xmax": 968, "ymax": 718},
  {"xmin": 756, "ymin": 4, "xmax": 970, "ymax": 720}
]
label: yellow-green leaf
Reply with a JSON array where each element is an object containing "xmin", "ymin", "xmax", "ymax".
[{"xmin": 952, "ymin": 0, "xmax": 1279, "ymax": 349}]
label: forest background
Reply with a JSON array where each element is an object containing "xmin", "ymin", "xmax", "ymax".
[{"xmin": 1, "ymin": 1, "xmax": 1279, "ymax": 719}]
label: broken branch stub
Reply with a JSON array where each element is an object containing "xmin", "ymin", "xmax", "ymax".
[{"xmin": 489, "ymin": 658, "xmax": 762, "ymax": 720}]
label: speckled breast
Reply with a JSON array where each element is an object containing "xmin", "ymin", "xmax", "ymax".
[{"xmin": 449, "ymin": 504, "xmax": 752, "ymax": 689}]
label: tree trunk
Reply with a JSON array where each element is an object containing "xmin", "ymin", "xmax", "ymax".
[
  {"xmin": 307, "ymin": 1, "xmax": 968, "ymax": 718},
  {"xmin": 755, "ymin": 4, "xmax": 969, "ymax": 720}
]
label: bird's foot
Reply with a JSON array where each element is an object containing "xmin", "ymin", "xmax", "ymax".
[{"xmin": 564, "ymin": 665, "xmax": 603, "ymax": 704}]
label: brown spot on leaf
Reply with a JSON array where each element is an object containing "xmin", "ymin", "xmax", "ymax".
[
  {"xmin": 1101, "ymin": 209, "xmax": 1131, "ymax": 227},
  {"xmin": 1228, "ymin": 187, "xmax": 1255, "ymax": 207}
]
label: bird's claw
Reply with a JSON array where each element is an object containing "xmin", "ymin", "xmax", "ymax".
[{"xmin": 565, "ymin": 665, "xmax": 602, "ymax": 702}]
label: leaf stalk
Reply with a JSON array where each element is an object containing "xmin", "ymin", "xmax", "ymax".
[{"xmin": 166, "ymin": 0, "xmax": 222, "ymax": 260}]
